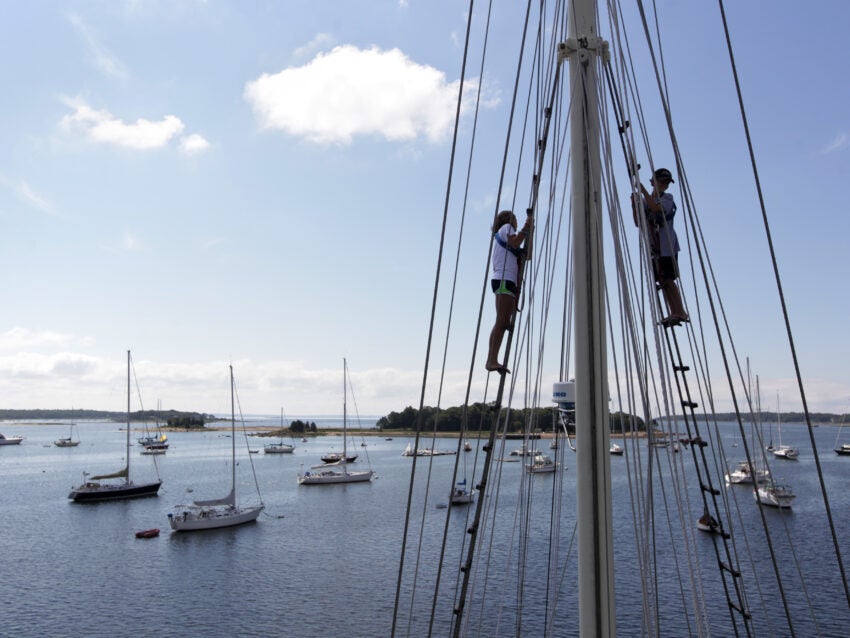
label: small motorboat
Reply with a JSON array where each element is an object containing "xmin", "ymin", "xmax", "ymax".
[{"xmin": 135, "ymin": 528, "xmax": 160, "ymax": 539}]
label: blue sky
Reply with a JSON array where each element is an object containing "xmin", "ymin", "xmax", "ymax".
[{"xmin": 0, "ymin": 1, "xmax": 847, "ymax": 416}]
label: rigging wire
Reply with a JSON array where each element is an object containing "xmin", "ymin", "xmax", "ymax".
[
  {"xmin": 390, "ymin": 0, "xmax": 478, "ymax": 634},
  {"xmin": 396, "ymin": 0, "xmax": 848, "ymax": 635},
  {"xmin": 715, "ymin": 0, "xmax": 850, "ymax": 610}
]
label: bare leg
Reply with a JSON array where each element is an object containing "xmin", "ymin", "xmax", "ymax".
[
  {"xmin": 661, "ymin": 279, "xmax": 688, "ymax": 321},
  {"xmin": 485, "ymin": 293, "xmax": 515, "ymax": 372}
]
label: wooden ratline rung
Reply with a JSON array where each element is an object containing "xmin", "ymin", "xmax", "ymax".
[
  {"xmin": 700, "ymin": 483, "xmax": 721, "ymax": 496},
  {"xmin": 728, "ymin": 600, "xmax": 752, "ymax": 620},
  {"xmin": 720, "ymin": 561, "xmax": 742, "ymax": 578}
]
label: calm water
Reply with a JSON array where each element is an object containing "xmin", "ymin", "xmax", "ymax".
[{"xmin": 1, "ymin": 420, "xmax": 848, "ymax": 637}]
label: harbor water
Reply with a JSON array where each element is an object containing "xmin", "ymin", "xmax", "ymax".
[{"xmin": 1, "ymin": 420, "xmax": 848, "ymax": 637}]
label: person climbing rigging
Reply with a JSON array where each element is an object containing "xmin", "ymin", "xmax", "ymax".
[
  {"xmin": 635, "ymin": 167, "xmax": 688, "ymax": 327},
  {"xmin": 485, "ymin": 209, "xmax": 532, "ymax": 373}
]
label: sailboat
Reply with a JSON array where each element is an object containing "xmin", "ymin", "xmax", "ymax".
[
  {"xmin": 298, "ymin": 359, "xmax": 373, "ymax": 485},
  {"xmin": 139, "ymin": 403, "xmax": 169, "ymax": 454},
  {"xmin": 772, "ymin": 399, "xmax": 799, "ymax": 460},
  {"xmin": 168, "ymin": 365, "xmax": 264, "ymax": 531},
  {"xmin": 450, "ymin": 477, "xmax": 475, "ymax": 505},
  {"xmin": 753, "ymin": 479, "xmax": 796, "ymax": 509},
  {"xmin": 834, "ymin": 411, "xmax": 850, "ymax": 455},
  {"xmin": 68, "ymin": 351, "xmax": 162, "ymax": 502},
  {"xmin": 54, "ymin": 422, "xmax": 80, "ymax": 447},
  {"xmin": 264, "ymin": 408, "xmax": 295, "ymax": 454},
  {"xmin": 524, "ymin": 452, "xmax": 559, "ymax": 474}
]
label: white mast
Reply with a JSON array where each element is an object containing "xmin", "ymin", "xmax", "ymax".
[
  {"xmin": 230, "ymin": 364, "xmax": 236, "ymax": 502},
  {"xmin": 566, "ymin": 0, "xmax": 616, "ymax": 633},
  {"xmin": 342, "ymin": 358, "xmax": 348, "ymax": 465},
  {"xmin": 126, "ymin": 349, "xmax": 131, "ymax": 485}
]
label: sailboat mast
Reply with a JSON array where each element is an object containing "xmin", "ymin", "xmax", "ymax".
[
  {"xmin": 126, "ymin": 349, "xmax": 131, "ymax": 485},
  {"xmin": 230, "ymin": 365, "xmax": 236, "ymax": 501},
  {"xmin": 342, "ymin": 358, "xmax": 348, "ymax": 460},
  {"xmin": 566, "ymin": 0, "xmax": 616, "ymax": 633}
]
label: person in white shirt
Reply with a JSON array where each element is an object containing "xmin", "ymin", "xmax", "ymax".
[{"xmin": 486, "ymin": 210, "xmax": 532, "ymax": 373}]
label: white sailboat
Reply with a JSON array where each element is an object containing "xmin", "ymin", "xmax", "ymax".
[
  {"xmin": 724, "ymin": 460, "xmax": 768, "ymax": 486},
  {"xmin": 450, "ymin": 437, "xmax": 476, "ymax": 505},
  {"xmin": 264, "ymin": 407, "xmax": 295, "ymax": 454},
  {"xmin": 168, "ymin": 365, "xmax": 264, "ymax": 531},
  {"xmin": 772, "ymin": 400, "xmax": 798, "ymax": 460},
  {"xmin": 525, "ymin": 452, "xmax": 559, "ymax": 474},
  {"xmin": 450, "ymin": 477, "xmax": 475, "ymax": 505},
  {"xmin": 68, "ymin": 351, "xmax": 162, "ymax": 502},
  {"xmin": 754, "ymin": 479, "xmax": 796, "ymax": 509},
  {"xmin": 835, "ymin": 411, "xmax": 850, "ymax": 455},
  {"xmin": 297, "ymin": 359, "xmax": 374, "ymax": 485}
]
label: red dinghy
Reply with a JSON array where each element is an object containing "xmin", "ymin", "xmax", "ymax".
[{"xmin": 135, "ymin": 528, "xmax": 160, "ymax": 539}]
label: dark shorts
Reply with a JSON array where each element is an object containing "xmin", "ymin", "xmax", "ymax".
[
  {"xmin": 657, "ymin": 256, "xmax": 679, "ymax": 281},
  {"xmin": 491, "ymin": 279, "xmax": 517, "ymax": 296}
]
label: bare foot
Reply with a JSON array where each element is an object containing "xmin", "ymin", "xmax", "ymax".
[{"xmin": 485, "ymin": 362, "xmax": 510, "ymax": 374}]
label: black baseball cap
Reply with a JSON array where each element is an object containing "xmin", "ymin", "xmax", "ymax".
[{"xmin": 653, "ymin": 168, "xmax": 674, "ymax": 183}]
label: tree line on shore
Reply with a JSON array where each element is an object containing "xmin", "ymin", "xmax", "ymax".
[
  {"xmin": 375, "ymin": 404, "xmax": 648, "ymax": 434},
  {"xmin": 0, "ymin": 408, "xmax": 214, "ymax": 427},
  {"xmin": 375, "ymin": 405, "xmax": 844, "ymax": 433}
]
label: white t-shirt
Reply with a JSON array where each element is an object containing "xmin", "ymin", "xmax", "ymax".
[{"xmin": 491, "ymin": 223, "xmax": 519, "ymax": 284}]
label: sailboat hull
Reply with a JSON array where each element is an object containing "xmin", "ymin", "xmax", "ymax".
[
  {"xmin": 753, "ymin": 485, "xmax": 795, "ymax": 509},
  {"xmin": 297, "ymin": 469, "xmax": 373, "ymax": 485},
  {"xmin": 264, "ymin": 444, "xmax": 295, "ymax": 454},
  {"xmin": 168, "ymin": 505, "xmax": 264, "ymax": 531},
  {"xmin": 69, "ymin": 480, "xmax": 162, "ymax": 502}
]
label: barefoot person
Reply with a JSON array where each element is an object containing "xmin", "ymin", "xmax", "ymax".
[
  {"xmin": 637, "ymin": 168, "xmax": 688, "ymax": 327},
  {"xmin": 485, "ymin": 210, "xmax": 532, "ymax": 373}
]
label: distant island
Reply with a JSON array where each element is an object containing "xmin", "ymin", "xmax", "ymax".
[
  {"xmin": 0, "ymin": 408, "xmax": 216, "ymax": 428},
  {"xmin": 375, "ymin": 404, "xmax": 846, "ymax": 434}
]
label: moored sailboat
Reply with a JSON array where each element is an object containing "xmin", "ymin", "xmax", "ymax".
[
  {"xmin": 524, "ymin": 452, "xmax": 559, "ymax": 474},
  {"xmin": 168, "ymin": 365, "xmax": 264, "ymax": 531},
  {"xmin": 264, "ymin": 407, "xmax": 296, "ymax": 454},
  {"xmin": 54, "ymin": 422, "xmax": 80, "ymax": 447},
  {"xmin": 297, "ymin": 359, "xmax": 374, "ymax": 485},
  {"xmin": 68, "ymin": 351, "xmax": 161, "ymax": 502},
  {"xmin": 753, "ymin": 479, "xmax": 796, "ymax": 509},
  {"xmin": 772, "ymin": 401, "xmax": 798, "ymax": 460}
]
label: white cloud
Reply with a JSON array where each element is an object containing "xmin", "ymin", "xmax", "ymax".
[
  {"xmin": 66, "ymin": 12, "xmax": 129, "ymax": 80},
  {"xmin": 292, "ymin": 33, "xmax": 335, "ymax": 61},
  {"xmin": 0, "ymin": 327, "xmax": 92, "ymax": 351},
  {"xmin": 101, "ymin": 231, "xmax": 145, "ymax": 253},
  {"xmin": 819, "ymin": 132, "xmax": 848, "ymax": 155},
  {"xmin": 60, "ymin": 97, "xmax": 185, "ymax": 150},
  {"xmin": 0, "ymin": 175, "xmax": 58, "ymax": 216},
  {"xmin": 179, "ymin": 133, "xmax": 211, "ymax": 155},
  {"xmin": 244, "ymin": 45, "xmax": 483, "ymax": 145},
  {"xmin": 201, "ymin": 237, "xmax": 226, "ymax": 249}
]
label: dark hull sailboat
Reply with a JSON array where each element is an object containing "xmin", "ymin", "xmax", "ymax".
[
  {"xmin": 69, "ymin": 351, "xmax": 162, "ymax": 504},
  {"xmin": 69, "ymin": 480, "xmax": 162, "ymax": 502}
]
